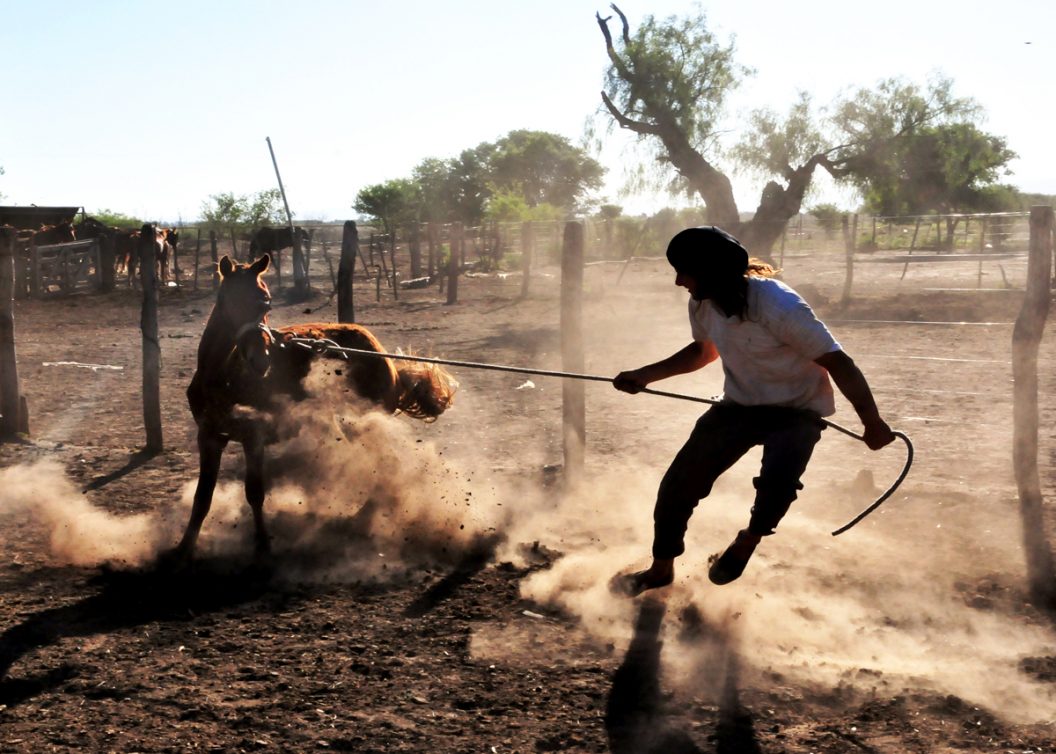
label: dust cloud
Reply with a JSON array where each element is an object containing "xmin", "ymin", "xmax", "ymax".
[
  {"xmin": 3, "ymin": 353, "xmax": 1053, "ymax": 724},
  {"xmin": 0, "ymin": 460, "xmax": 165, "ymax": 567},
  {"xmin": 0, "ymin": 361, "xmax": 513, "ymax": 582},
  {"xmin": 502, "ymin": 461, "xmax": 1056, "ymax": 724}
]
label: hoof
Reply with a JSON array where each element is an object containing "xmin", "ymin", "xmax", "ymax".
[{"xmin": 155, "ymin": 545, "xmax": 194, "ymax": 572}]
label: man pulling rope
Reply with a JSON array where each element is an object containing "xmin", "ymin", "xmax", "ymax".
[{"xmin": 611, "ymin": 226, "xmax": 896, "ymax": 596}]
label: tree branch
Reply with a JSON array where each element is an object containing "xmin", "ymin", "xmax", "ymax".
[
  {"xmin": 600, "ymin": 91, "xmax": 660, "ymax": 135},
  {"xmin": 610, "ymin": 3, "xmax": 631, "ymax": 45},
  {"xmin": 595, "ymin": 11, "xmax": 632, "ymax": 82}
]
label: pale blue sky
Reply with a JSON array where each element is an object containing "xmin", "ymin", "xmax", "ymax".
[{"xmin": 2, "ymin": 0, "xmax": 1052, "ymax": 222}]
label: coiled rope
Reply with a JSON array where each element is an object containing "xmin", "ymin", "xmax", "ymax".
[{"xmin": 277, "ymin": 330, "xmax": 913, "ymax": 536}]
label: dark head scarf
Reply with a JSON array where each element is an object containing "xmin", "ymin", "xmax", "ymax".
[{"xmin": 665, "ymin": 226, "xmax": 749, "ymax": 281}]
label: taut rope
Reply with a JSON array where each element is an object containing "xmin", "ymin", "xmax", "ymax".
[{"xmin": 274, "ymin": 329, "xmax": 913, "ymax": 536}]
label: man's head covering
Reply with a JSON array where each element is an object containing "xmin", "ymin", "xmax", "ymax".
[{"xmin": 665, "ymin": 226, "xmax": 749, "ymax": 279}]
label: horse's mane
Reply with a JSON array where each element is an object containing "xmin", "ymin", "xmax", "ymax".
[{"xmin": 393, "ymin": 361, "xmax": 457, "ymax": 421}]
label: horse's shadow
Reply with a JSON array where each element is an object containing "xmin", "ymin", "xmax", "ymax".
[
  {"xmin": 0, "ymin": 558, "xmax": 282, "ymax": 707},
  {"xmin": 605, "ymin": 599, "xmax": 762, "ymax": 754}
]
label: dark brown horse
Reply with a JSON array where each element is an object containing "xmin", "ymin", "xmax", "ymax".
[
  {"xmin": 25, "ymin": 222, "xmax": 77, "ymax": 247},
  {"xmin": 171, "ymin": 253, "xmax": 456, "ymax": 562},
  {"xmin": 249, "ymin": 225, "xmax": 311, "ymax": 259}
]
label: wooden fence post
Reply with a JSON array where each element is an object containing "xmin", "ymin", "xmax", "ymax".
[
  {"xmin": 0, "ymin": 227, "xmax": 25, "ymax": 439},
  {"xmin": 338, "ymin": 221, "xmax": 358, "ymax": 324},
  {"xmin": 1013, "ymin": 205, "xmax": 1056, "ymax": 609},
  {"xmin": 292, "ymin": 231, "xmax": 307, "ymax": 296},
  {"xmin": 561, "ymin": 220, "xmax": 585, "ymax": 485},
  {"xmin": 520, "ymin": 220, "xmax": 533, "ymax": 299},
  {"xmin": 209, "ymin": 230, "xmax": 219, "ymax": 287},
  {"xmin": 99, "ymin": 231, "xmax": 116, "ymax": 292},
  {"xmin": 841, "ymin": 213, "xmax": 857, "ymax": 304},
  {"xmin": 427, "ymin": 222, "xmax": 437, "ymax": 278},
  {"xmin": 409, "ymin": 224, "xmax": 423, "ymax": 279},
  {"xmin": 193, "ymin": 228, "xmax": 202, "ymax": 291},
  {"xmin": 139, "ymin": 224, "xmax": 163, "ymax": 453},
  {"xmin": 446, "ymin": 222, "xmax": 461, "ymax": 305}
]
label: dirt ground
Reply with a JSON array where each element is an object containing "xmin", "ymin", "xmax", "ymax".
[{"xmin": 1, "ymin": 243, "xmax": 1055, "ymax": 753}]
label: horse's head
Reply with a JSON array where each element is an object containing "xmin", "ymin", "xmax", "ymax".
[{"xmin": 216, "ymin": 254, "xmax": 272, "ymax": 333}]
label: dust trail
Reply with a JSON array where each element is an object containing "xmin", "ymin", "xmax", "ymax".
[
  {"xmin": 500, "ymin": 466, "xmax": 1056, "ymax": 724},
  {"xmin": 0, "ymin": 361, "xmax": 510, "ymax": 581},
  {"xmin": 0, "ymin": 460, "xmax": 165, "ymax": 567}
]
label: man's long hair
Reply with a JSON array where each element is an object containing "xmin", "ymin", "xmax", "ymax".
[{"xmin": 667, "ymin": 227, "xmax": 779, "ymax": 319}]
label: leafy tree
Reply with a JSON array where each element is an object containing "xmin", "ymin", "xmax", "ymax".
[
  {"xmin": 200, "ymin": 190, "xmax": 284, "ymax": 230},
  {"xmin": 353, "ymin": 179, "xmax": 419, "ymax": 237},
  {"xmin": 487, "ymin": 130, "xmax": 604, "ymax": 212},
  {"xmin": 595, "ymin": 5, "xmax": 986, "ymax": 252},
  {"xmin": 408, "ymin": 130, "xmax": 604, "ymax": 227},
  {"xmin": 844, "ymin": 123, "xmax": 1016, "ymax": 216},
  {"xmin": 245, "ymin": 189, "xmax": 285, "ymax": 228},
  {"xmin": 483, "ymin": 190, "xmax": 564, "ymax": 223},
  {"xmin": 89, "ymin": 208, "xmax": 143, "ymax": 228},
  {"xmin": 807, "ymin": 203, "xmax": 843, "ymax": 239}
]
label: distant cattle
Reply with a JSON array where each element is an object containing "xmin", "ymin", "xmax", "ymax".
[{"xmin": 249, "ymin": 226, "xmax": 311, "ymax": 259}]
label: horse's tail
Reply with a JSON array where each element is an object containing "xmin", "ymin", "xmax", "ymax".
[{"xmin": 393, "ymin": 361, "xmax": 458, "ymax": 421}]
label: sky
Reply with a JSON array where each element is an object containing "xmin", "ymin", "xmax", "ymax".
[{"xmin": 1, "ymin": 0, "xmax": 1053, "ymax": 224}]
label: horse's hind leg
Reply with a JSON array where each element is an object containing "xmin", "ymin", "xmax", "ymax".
[
  {"xmin": 172, "ymin": 428, "xmax": 228, "ymax": 561},
  {"xmin": 243, "ymin": 434, "xmax": 270, "ymax": 558}
]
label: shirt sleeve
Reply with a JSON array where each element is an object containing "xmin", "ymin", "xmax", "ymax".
[{"xmin": 762, "ymin": 283, "xmax": 841, "ymax": 360}]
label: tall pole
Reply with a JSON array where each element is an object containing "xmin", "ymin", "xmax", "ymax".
[{"xmin": 265, "ymin": 136, "xmax": 307, "ymax": 293}]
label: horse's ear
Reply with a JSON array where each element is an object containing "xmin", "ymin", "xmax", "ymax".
[
  {"xmin": 251, "ymin": 254, "xmax": 271, "ymax": 275},
  {"xmin": 218, "ymin": 256, "xmax": 235, "ymax": 278}
]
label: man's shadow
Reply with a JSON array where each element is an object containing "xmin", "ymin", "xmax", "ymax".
[
  {"xmin": 605, "ymin": 598, "xmax": 761, "ymax": 754},
  {"xmin": 0, "ymin": 559, "xmax": 284, "ymax": 707}
]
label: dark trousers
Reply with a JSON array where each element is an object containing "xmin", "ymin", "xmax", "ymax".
[{"xmin": 652, "ymin": 403, "xmax": 825, "ymax": 559}]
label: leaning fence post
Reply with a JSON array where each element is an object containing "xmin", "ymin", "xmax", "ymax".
[
  {"xmin": 338, "ymin": 220, "xmax": 358, "ymax": 323},
  {"xmin": 561, "ymin": 220, "xmax": 585, "ymax": 485},
  {"xmin": 1013, "ymin": 205, "xmax": 1056, "ymax": 609},
  {"xmin": 0, "ymin": 227, "xmax": 25, "ymax": 439},
  {"xmin": 139, "ymin": 224, "xmax": 163, "ymax": 453}
]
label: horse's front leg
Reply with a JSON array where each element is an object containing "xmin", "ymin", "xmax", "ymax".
[
  {"xmin": 242, "ymin": 432, "xmax": 270, "ymax": 558},
  {"xmin": 171, "ymin": 427, "xmax": 228, "ymax": 562}
]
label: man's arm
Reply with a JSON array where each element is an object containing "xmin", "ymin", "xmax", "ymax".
[
  {"xmin": 614, "ymin": 340, "xmax": 718, "ymax": 394},
  {"xmin": 815, "ymin": 350, "xmax": 895, "ymax": 450}
]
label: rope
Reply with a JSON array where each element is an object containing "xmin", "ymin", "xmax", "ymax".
[{"xmin": 276, "ymin": 332, "xmax": 913, "ymax": 536}]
